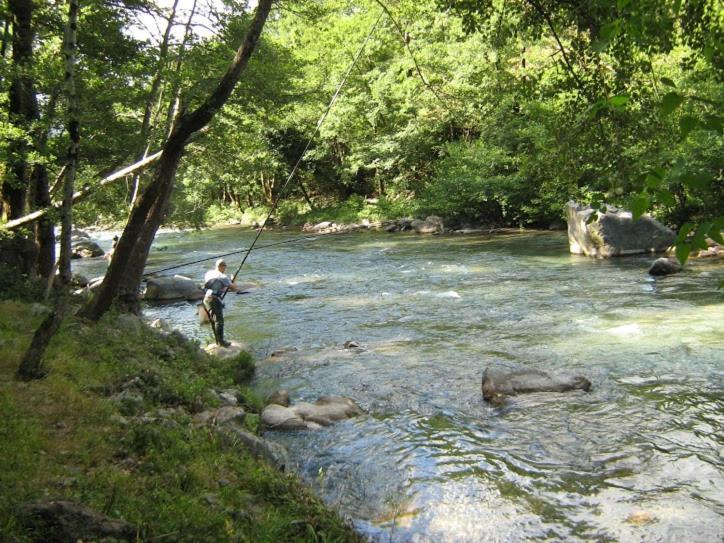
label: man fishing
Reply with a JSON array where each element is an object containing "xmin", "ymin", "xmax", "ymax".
[{"xmin": 203, "ymin": 258, "xmax": 240, "ymax": 347}]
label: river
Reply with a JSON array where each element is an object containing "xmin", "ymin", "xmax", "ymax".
[{"xmin": 74, "ymin": 227, "xmax": 724, "ymax": 542}]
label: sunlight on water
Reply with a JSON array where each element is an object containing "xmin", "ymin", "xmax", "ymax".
[{"xmin": 73, "ymin": 228, "xmax": 724, "ymax": 542}]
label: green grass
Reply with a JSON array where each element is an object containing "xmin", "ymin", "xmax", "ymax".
[{"xmin": 0, "ymin": 299, "xmax": 361, "ymax": 542}]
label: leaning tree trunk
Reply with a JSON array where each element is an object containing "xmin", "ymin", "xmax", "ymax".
[
  {"xmin": 58, "ymin": 0, "xmax": 80, "ymax": 285},
  {"xmin": 17, "ymin": 310, "xmax": 64, "ymax": 380},
  {"xmin": 78, "ymin": 0, "xmax": 274, "ymax": 322},
  {"xmin": 118, "ymin": 0, "xmax": 199, "ymax": 308},
  {"xmin": 117, "ymin": 147, "xmax": 182, "ymax": 313},
  {"xmin": 160, "ymin": 0, "xmax": 198, "ymax": 141}
]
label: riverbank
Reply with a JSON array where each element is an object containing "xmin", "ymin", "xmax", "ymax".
[{"xmin": 0, "ymin": 298, "xmax": 362, "ymax": 542}]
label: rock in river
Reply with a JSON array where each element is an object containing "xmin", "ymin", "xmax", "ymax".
[
  {"xmin": 648, "ymin": 257, "xmax": 682, "ymax": 276},
  {"xmin": 143, "ymin": 275, "xmax": 203, "ymax": 301},
  {"xmin": 71, "ymin": 240, "xmax": 104, "ymax": 259},
  {"xmin": 482, "ymin": 367, "xmax": 591, "ymax": 405},
  {"xmin": 261, "ymin": 395, "xmax": 364, "ymax": 431}
]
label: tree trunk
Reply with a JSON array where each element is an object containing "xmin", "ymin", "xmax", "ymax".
[
  {"xmin": 59, "ymin": 0, "xmax": 81, "ymax": 285},
  {"xmin": 160, "ymin": 0, "xmax": 198, "ymax": 142},
  {"xmin": 1, "ymin": 19, "xmax": 10, "ymax": 58},
  {"xmin": 2, "ymin": 0, "xmax": 36, "ymax": 222},
  {"xmin": 130, "ymin": 0, "xmax": 180, "ymax": 207},
  {"xmin": 78, "ymin": 0, "xmax": 274, "ymax": 321},
  {"xmin": 17, "ymin": 309, "xmax": 63, "ymax": 380},
  {"xmin": 32, "ymin": 164, "xmax": 55, "ymax": 278}
]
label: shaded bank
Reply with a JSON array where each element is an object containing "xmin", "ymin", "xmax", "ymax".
[{"xmin": 0, "ymin": 299, "xmax": 361, "ymax": 542}]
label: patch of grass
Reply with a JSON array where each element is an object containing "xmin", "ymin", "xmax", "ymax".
[{"xmin": 0, "ymin": 300, "xmax": 361, "ymax": 543}]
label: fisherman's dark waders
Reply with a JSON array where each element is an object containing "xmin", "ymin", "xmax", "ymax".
[{"xmin": 203, "ymin": 296, "xmax": 229, "ymax": 346}]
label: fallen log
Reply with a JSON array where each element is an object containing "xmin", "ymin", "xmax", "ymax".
[{"xmin": 2, "ymin": 151, "xmax": 163, "ymax": 230}]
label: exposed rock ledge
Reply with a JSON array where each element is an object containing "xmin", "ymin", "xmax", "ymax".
[
  {"xmin": 261, "ymin": 395, "xmax": 364, "ymax": 431},
  {"xmin": 565, "ymin": 201, "xmax": 675, "ymax": 257}
]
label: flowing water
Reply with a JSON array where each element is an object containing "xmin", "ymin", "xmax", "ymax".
[{"xmin": 75, "ymin": 228, "xmax": 724, "ymax": 542}]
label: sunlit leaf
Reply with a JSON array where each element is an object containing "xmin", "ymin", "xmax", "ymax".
[
  {"xmin": 652, "ymin": 167, "xmax": 666, "ymax": 179},
  {"xmin": 655, "ymin": 190, "xmax": 676, "ymax": 207},
  {"xmin": 591, "ymin": 40, "xmax": 609, "ymax": 53},
  {"xmin": 608, "ymin": 94, "xmax": 629, "ymax": 108},
  {"xmin": 630, "ymin": 194, "xmax": 649, "ymax": 221},
  {"xmin": 680, "ymin": 173, "xmax": 711, "ymax": 190},
  {"xmin": 679, "ymin": 115, "xmax": 698, "ymax": 139},
  {"xmin": 691, "ymin": 223, "xmax": 710, "ymax": 250},
  {"xmin": 600, "ymin": 20, "xmax": 621, "ymax": 41},
  {"xmin": 660, "ymin": 92, "xmax": 684, "ymax": 115},
  {"xmin": 587, "ymin": 100, "xmax": 606, "ymax": 117},
  {"xmin": 644, "ymin": 174, "xmax": 661, "ymax": 189},
  {"xmin": 675, "ymin": 242, "xmax": 691, "ymax": 265},
  {"xmin": 676, "ymin": 222, "xmax": 694, "ymax": 244}
]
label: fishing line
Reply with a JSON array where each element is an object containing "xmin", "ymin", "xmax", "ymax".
[
  {"xmin": 221, "ymin": 10, "xmax": 385, "ymax": 298},
  {"xmin": 142, "ymin": 228, "xmax": 355, "ymax": 278}
]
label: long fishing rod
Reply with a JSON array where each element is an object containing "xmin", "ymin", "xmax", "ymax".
[{"xmin": 220, "ymin": 11, "xmax": 385, "ymax": 299}]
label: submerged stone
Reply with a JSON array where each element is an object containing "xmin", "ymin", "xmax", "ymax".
[
  {"xmin": 648, "ymin": 257, "xmax": 682, "ymax": 276},
  {"xmin": 482, "ymin": 367, "xmax": 591, "ymax": 405},
  {"xmin": 204, "ymin": 340, "xmax": 248, "ymax": 359}
]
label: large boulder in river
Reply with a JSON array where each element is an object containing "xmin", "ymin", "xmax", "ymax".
[
  {"xmin": 143, "ymin": 275, "xmax": 203, "ymax": 301},
  {"xmin": 565, "ymin": 201, "xmax": 675, "ymax": 257},
  {"xmin": 482, "ymin": 367, "xmax": 591, "ymax": 405},
  {"xmin": 261, "ymin": 395, "xmax": 363, "ymax": 431},
  {"xmin": 71, "ymin": 240, "xmax": 104, "ymax": 259},
  {"xmin": 411, "ymin": 215, "xmax": 444, "ymax": 234}
]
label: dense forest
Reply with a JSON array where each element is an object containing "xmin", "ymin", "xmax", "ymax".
[{"xmin": 2, "ymin": 0, "xmax": 722, "ymax": 238}]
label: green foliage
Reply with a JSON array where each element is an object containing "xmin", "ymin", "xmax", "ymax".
[{"xmin": 2, "ymin": 0, "xmax": 721, "ymax": 245}]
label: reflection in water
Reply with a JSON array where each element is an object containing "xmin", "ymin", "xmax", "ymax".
[{"xmin": 74, "ymin": 228, "xmax": 724, "ymax": 542}]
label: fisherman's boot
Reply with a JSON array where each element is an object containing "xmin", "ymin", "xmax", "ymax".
[{"xmin": 216, "ymin": 323, "xmax": 231, "ymax": 348}]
